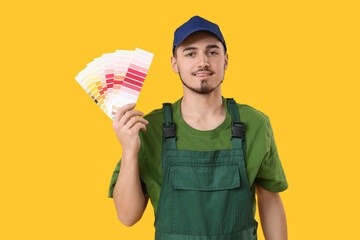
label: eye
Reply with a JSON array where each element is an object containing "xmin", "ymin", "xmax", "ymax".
[
  {"xmin": 185, "ymin": 52, "xmax": 195, "ymax": 57},
  {"xmin": 208, "ymin": 51, "xmax": 218, "ymax": 56}
]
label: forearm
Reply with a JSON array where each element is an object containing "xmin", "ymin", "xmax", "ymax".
[
  {"xmin": 113, "ymin": 153, "xmax": 147, "ymax": 226},
  {"xmin": 257, "ymin": 185, "xmax": 287, "ymax": 240}
]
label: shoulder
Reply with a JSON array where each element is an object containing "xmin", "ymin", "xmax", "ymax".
[
  {"xmin": 229, "ymin": 101, "xmax": 273, "ymax": 139},
  {"xmin": 142, "ymin": 98, "xmax": 181, "ymax": 123},
  {"xmin": 143, "ymin": 108, "xmax": 164, "ymax": 122},
  {"xmin": 139, "ymin": 99, "xmax": 181, "ymax": 140},
  {"xmin": 140, "ymin": 108, "xmax": 164, "ymax": 140},
  {"xmin": 230, "ymin": 101, "xmax": 276, "ymax": 155},
  {"xmin": 238, "ymin": 104, "xmax": 269, "ymax": 121},
  {"xmin": 235, "ymin": 102, "xmax": 270, "ymax": 127}
]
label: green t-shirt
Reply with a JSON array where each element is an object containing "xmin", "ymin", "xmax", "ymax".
[{"xmin": 108, "ymin": 97, "xmax": 288, "ymax": 217}]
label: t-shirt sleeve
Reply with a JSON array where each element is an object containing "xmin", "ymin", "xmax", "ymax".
[
  {"xmin": 108, "ymin": 157, "xmax": 148, "ymax": 198},
  {"xmin": 255, "ymin": 118, "xmax": 288, "ymax": 193}
]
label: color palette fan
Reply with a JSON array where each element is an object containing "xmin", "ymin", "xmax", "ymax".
[{"xmin": 75, "ymin": 48, "xmax": 154, "ymax": 119}]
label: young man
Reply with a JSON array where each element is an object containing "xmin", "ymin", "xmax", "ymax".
[{"xmin": 109, "ymin": 16, "xmax": 288, "ymax": 240}]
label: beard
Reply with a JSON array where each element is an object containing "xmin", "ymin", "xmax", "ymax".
[{"xmin": 178, "ymin": 69, "xmax": 224, "ymax": 95}]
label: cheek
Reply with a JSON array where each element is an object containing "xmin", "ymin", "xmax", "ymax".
[
  {"xmin": 214, "ymin": 62, "xmax": 225, "ymax": 72},
  {"xmin": 218, "ymin": 60, "xmax": 227, "ymax": 71},
  {"xmin": 178, "ymin": 63, "xmax": 191, "ymax": 74}
]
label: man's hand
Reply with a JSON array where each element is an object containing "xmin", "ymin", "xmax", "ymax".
[{"xmin": 112, "ymin": 103, "xmax": 149, "ymax": 157}]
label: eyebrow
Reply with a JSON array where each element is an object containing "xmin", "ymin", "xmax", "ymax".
[{"xmin": 182, "ymin": 44, "xmax": 220, "ymax": 52}]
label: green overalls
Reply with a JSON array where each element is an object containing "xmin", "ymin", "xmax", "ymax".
[{"xmin": 154, "ymin": 98, "xmax": 258, "ymax": 240}]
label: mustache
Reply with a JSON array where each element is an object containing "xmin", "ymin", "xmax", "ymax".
[{"xmin": 192, "ymin": 68, "xmax": 214, "ymax": 74}]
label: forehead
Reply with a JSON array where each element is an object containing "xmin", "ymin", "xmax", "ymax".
[{"xmin": 178, "ymin": 31, "xmax": 223, "ymax": 50}]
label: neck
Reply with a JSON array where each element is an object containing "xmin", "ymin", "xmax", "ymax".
[{"xmin": 181, "ymin": 87, "xmax": 224, "ymax": 118}]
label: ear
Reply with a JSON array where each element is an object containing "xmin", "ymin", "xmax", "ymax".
[
  {"xmin": 171, "ymin": 56, "xmax": 179, "ymax": 74},
  {"xmin": 224, "ymin": 53, "xmax": 228, "ymax": 70}
]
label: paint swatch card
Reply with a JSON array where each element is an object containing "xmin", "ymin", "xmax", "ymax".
[
  {"xmin": 75, "ymin": 62, "xmax": 106, "ymax": 111},
  {"xmin": 113, "ymin": 50, "xmax": 134, "ymax": 96},
  {"xmin": 75, "ymin": 48, "xmax": 154, "ymax": 120},
  {"xmin": 110, "ymin": 48, "xmax": 154, "ymax": 119}
]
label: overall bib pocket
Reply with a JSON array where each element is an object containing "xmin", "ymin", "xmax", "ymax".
[{"xmin": 169, "ymin": 164, "xmax": 241, "ymax": 235}]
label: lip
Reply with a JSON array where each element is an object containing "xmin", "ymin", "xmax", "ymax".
[{"xmin": 192, "ymin": 71, "xmax": 214, "ymax": 79}]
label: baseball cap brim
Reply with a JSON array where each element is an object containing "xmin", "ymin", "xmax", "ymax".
[{"xmin": 173, "ymin": 30, "xmax": 227, "ymax": 54}]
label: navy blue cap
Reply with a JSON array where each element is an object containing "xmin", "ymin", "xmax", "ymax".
[{"xmin": 173, "ymin": 16, "xmax": 227, "ymax": 54}]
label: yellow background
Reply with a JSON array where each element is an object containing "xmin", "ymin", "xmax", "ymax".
[{"xmin": 1, "ymin": 0, "xmax": 359, "ymax": 239}]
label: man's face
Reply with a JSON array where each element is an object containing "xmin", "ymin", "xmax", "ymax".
[{"xmin": 171, "ymin": 31, "xmax": 228, "ymax": 95}]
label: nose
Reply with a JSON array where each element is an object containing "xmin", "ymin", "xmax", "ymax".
[{"xmin": 198, "ymin": 53, "xmax": 210, "ymax": 69}]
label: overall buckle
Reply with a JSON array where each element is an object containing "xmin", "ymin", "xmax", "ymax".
[
  {"xmin": 163, "ymin": 122, "xmax": 176, "ymax": 140},
  {"xmin": 231, "ymin": 121, "xmax": 245, "ymax": 139}
]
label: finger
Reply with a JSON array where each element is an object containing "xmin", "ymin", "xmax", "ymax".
[
  {"xmin": 132, "ymin": 122, "xmax": 147, "ymax": 133},
  {"xmin": 113, "ymin": 103, "xmax": 136, "ymax": 122},
  {"xmin": 119, "ymin": 110, "xmax": 145, "ymax": 126},
  {"xmin": 125, "ymin": 116, "xmax": 149, "ymax": 129}
]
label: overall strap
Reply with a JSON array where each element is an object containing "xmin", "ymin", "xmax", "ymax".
[
  {"xmin": 226, "ymin": 98, "xmax": 252, "ymax": 196},
  {"xmin": 161, "ymin": 103, "xmax": 177, "ymax": 179},
  {"xmin": 226, "ymin": 98, "xmax": 246, "ymax": 151},
  {"xmin": 162, "ymin": 103, "xmax": 177, "ymax": 150}
]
